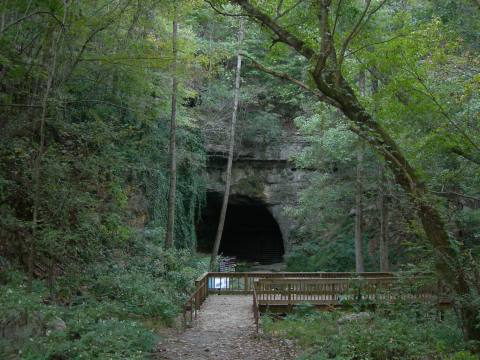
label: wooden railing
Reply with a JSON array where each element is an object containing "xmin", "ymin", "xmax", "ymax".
[
  {"xmin": 182, "ymin": 272, "xmax": 395, "ymax": 326},
  {"xmin": 182, "ymin": 272, "xmax": 209, "ymax": 327},
  {"xmin": 182, "ymin": 272, "xmax": 450, "ymax": 331},
  {"xmin": 253, "ymin": 276, "xmax": 450, "ymax": 308},
  {"xmin": 199, "ymin": 272, "xmax": 393, "ymax": 294}
]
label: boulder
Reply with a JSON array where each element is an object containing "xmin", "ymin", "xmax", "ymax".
[{"xmin": 337, "ymin": 312, "xmax": 372, "ymax": 325}]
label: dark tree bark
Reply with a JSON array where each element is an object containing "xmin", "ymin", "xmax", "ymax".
[
  {"xmin": 231, "ymin": 0, "xmax": 480, "ymax": 345},
  {"xmin": 210, "ymin": 18, "xmax": 245, "ymax": 270},
  {"xmin": 165, "ymin": 6, "xmax": 178, "ymax": 249}
]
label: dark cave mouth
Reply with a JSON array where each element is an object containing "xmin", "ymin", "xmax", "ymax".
[{"xmin": 196, "ymin": 193, "xmax": 284, "ymax": 264}]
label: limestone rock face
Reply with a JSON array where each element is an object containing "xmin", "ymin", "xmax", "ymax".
[{"xmin": 205, "ymin": 129, "xmax": 311, "ymax": 252}]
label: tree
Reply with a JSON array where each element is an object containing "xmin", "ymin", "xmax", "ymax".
[
  {"xmin": 377, "ymin": 165, "xmax": 390, "ymax": 272},
  {"xmin": 354, "ymin": 70, "xmax": 366, "ymax": 273},
  {"xmin": 210, "ymin": 18, "xmax": 245, "ymax": 269},
  {"xmin": 29, "ymin": 3, "xmax": 67, "ymax": 290},
  {"xmin": 165, "ymin": 5, "xmax": 179, "ymax": 249},
  {"xmin": 227, "ymin": 0, "xmax": 480, "ymax": 344}
]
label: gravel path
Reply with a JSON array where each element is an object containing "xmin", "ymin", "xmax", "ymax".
[{"xmin": 154, "ymin": 295, "xmax": 298, "ymax": 360}]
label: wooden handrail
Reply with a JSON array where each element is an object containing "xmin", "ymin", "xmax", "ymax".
[{"xmin": 253, "ymin": 276, "xmax": 449, "ymax": 307}]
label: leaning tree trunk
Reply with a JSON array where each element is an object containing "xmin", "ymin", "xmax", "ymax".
[
  {"xmin": 210, "ymin": 19, "xmax": 245, "ymax": 270},
  {"xmin": 165, "ymin": 6, "xmax": 178, "ymax": 249},
  {"xmin": 231, "ymin": 0, "xmax": 480, "ymax": 345}
]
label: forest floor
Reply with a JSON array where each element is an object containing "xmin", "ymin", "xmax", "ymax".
[{"xmin": 153, "ymin": 295, "xmax": 299, "ymax": 360}]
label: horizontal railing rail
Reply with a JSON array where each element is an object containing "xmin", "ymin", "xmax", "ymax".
[
  {"xmin": 253, "ymin": 276, "xmax": 450, "ymax": 308},
  {"xmin": 204, "ymin": 272, "xmax": 396, "ymax": 294}
]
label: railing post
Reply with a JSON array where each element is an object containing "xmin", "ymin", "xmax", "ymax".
[
  {"xmin": 244, "ymin": 273, "xmax": 249, "ymax": 293},
  {"xmin": 288, "ymin": 283, "xmax": 292, "ymax": 311}
]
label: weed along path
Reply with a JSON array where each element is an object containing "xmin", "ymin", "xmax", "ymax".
[{"xmin": 154, "ymin": 295, "xmax": 298, "ymax": 360}]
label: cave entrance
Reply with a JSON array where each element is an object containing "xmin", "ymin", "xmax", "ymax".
[{"xmin": 197, "ymin": 192, "xmax": 284, "ymax": 264}]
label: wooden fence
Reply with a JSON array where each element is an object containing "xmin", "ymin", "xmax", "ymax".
[
  {"xmin": 253, "ymin": 277, "xmax": 448, "ymax": 307},
  {"xmin": 183, "ymin": 272, "xmax": 395, "ymax": 326}
]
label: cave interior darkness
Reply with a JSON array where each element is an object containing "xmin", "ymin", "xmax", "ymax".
[{"xmin": 196, "ymin": 193, "xmax": 284, "ymax": 264}]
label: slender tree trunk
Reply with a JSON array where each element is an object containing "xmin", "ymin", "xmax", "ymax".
[
  {"xmin": 378, "ymin": 166, "xmax": 389, "ymax": 272},
  {"xmin": 354, "ymin": 70, "xmax": 366, "ymax": 273},
  {"xmin": 370, "ymin": 70, "xmax": 390, "ymax": 271},
  {"xmin": 355, "ymin": 141, "xmax": 365, "ymax": 273},
  {"xmin": 29, "ymin": 4, "xmax": 66, "ymax": 290},
  {"xmin": 164, "ymin": 6, "xmax": 178, "ymax": 249},
  {"xmin": 210, "ymin": 19, "xmax": 244, "ymax": 270}
]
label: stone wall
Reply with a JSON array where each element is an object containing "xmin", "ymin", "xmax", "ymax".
[{"xmin": 205, "ymin": 130, "xmax": 310, "ymax": 252}]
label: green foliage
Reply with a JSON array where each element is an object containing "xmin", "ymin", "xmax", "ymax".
[
  {"xmin": 0, "ymin": 243, "xmax": 208, "ymax": 359},
  {"xmin": 264, "ymin": 307, "xmax": 472, "ymax": 359},
  {"xmin": 21, "ymin": 319, "xmax": 157, "ymax": 360},
  {"xmin": 0, "ymin": 0, "xmax": 206, "ymax": 272}
]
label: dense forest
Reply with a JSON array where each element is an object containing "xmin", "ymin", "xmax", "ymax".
[{"xmin": 1, "ymin": 0, "xmax": 479, "ymax": 359}]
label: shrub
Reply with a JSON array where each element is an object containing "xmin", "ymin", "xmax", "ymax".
[{"xmin": 263, "ymin": 305, "xmax": 472, "ymax": 360}]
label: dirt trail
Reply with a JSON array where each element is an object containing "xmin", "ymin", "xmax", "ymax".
[{"xmin": 154, "ymin": 295, "xmax": 298, "ymax": 360}]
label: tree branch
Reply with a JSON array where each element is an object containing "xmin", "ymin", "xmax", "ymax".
[
  {"xmin": 338, "ymin": 0, "xmax": 371, "ymax": 70},
  {"xmin": 0, "ymin": 11, "xmax": 65, "ymax": 35},
  {"xmin": 431, "ymin": 191, "xmax": 480, "ymax": 203},
  {"xmin": 338, "ymin": 0, "xmax": 389, "ymax": 70},
  {"xmin": 450, "ymin": 147, "xmax": 480, "ymax": 166},
  {"xmin": 243, "ymin": 54, "xmax": 340, "ymax": 107},
  {"xmin": 205, "ymin": 0, "xmax": 246, "ymax": 17},
  {"xmin": 274, "ymin": 0, "xmax": 305, "ymax": 20},
  {"xmin": 232, "ymin": 0, "xmax": 315, "ymax": 59}
]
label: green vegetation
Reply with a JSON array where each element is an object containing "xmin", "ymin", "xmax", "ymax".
[
  {"xmin": 1, "ymin": 242, "xmax": 208, "ymax": 359},
  {"xmin": 1, "ymin": 0, "xmax": 480, "ymax": 358},
  {"xmin": 263, "ymin": 305, "xmax": 471, "ymax": 360}
]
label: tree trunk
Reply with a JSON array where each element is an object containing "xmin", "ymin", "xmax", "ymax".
[
  {"xmin": 210, "ymin": 19, "xmax": 245, "ymax": 270},
  {"xmin": 378, "ymin": 166, "xmax": 389, "ymax": 272},
  {"xmin": 354, "ymin": 70, "xmax": 366, "ymax": 273},
  {"xmin": 164, "ymin": 6, "xmax": 178, "ymax": 249},
  {"xmin": 29, "ymin": 5, "xmax": 66, "ymax": 290},
  {"xmin": 355, "ymin": 140, "xmax": 365, "ymax": 273}
]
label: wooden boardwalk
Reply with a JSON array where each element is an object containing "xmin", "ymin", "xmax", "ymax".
[{"xmin": 182, "ymin": 272, "xmax": 450, "ymax": 331}]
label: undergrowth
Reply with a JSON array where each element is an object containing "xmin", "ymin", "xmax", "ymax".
[
  {"xmin": 263, "ymin": 303, "xmax": 477, "ymax": 360},
  {"xmin": 0, "ymin": 241, "xmax": 208, "ymax": 359}
]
